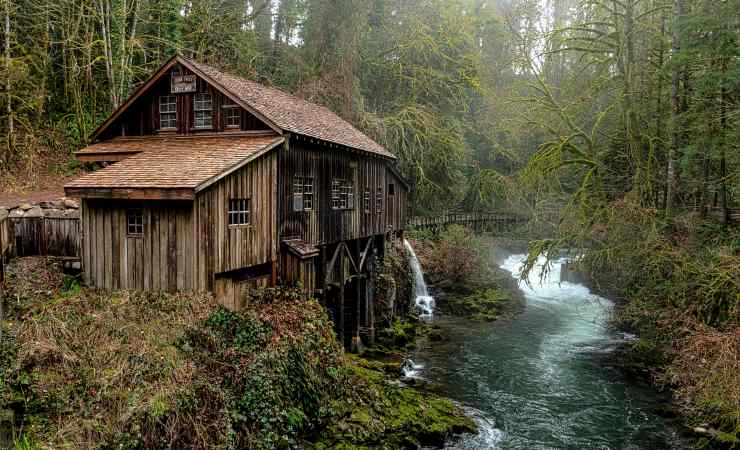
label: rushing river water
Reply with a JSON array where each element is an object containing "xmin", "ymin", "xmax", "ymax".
[{"xmin": 410, "ymin": 254, "xmax": 686, "ymax": 450}]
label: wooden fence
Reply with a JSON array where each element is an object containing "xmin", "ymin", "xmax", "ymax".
[
  {"xmin": 0, "ymin": 216, "xmax": 81, "ymax": 282},
  {"xmin": 407, "ymin": 212, "xmax": 527, "ymax": 232}
]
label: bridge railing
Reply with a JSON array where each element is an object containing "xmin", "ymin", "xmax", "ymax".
[{"xmin": 407, "ymin": 212, "xmax": 528, "ymax": 232}]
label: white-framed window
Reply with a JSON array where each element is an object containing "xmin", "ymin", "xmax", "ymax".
[
  {"xmin": 332, "ymin": 178, "xmax": 354, "ymax": 210},
  {"xmin": 194, "ymin": 93, "xmax": 213, "ymax": 129},
  {"xmin": 293, "ymin": 176, "xmax": 314, "ymax": 211},
  {"xmin": 127, "ymin": 208, "xmax": 144, "ymax": 236},
  {"xmin": 376, "ymin": 186, "xmax": 383, "ymax": 213},
  {"xmin": 159, "ymin": 96, "xmax": 177, "ymax": 130},
  {"xmin": 228, "ymin": 198, "xmax": 250, "ymax": 226},
  {"xmin": 363, "ymin": 188, "xmax": 371, "ymax": 213},
  {"xmin": 222, "ymin": 101, "xmax": 241, "ymax": 128}
]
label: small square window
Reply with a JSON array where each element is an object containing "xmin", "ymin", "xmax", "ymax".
[
  {"xmin": 127, "ymin": 208, "xmax": 144, "ymax": 235},
  {"xmin": 223, "ymin": 105, "xmax": 241, "ymax": 128},
  {"xmin": 228, "ymin": 199, "xmax": 250, "ymax": 226},
  {"xmin": 159, "ymin": 96, "xmax": 177, "ymax": 130}
]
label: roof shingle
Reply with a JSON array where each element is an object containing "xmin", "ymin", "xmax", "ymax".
[
  {"xmin": 65, "ymin": 135, "xmax": 283, "ymax": 190},
  {"xmin": 186, "ymin": 59, "xmax": 395, "ymax": 159}
]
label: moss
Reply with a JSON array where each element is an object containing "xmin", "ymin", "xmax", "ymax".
[
  {"xmin": 309, "ymin": 364, "xmax": 475, "ymax": 449},
  {"xmin": 2, "ymin": 257, "xmax": 474, "ymax": 450}
]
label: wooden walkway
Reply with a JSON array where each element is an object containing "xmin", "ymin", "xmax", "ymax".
[{"xmin": 407, "ymin": 212, "xmax": 527, "ymax": 232}]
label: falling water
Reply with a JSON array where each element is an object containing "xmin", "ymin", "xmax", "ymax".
[{"xmin": 403, "ymin": 239, "xmax": 435, "ymax": 318}]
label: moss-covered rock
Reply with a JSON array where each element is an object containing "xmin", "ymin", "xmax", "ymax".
[{"xmin": 309, "ymin": 364, "xmax": 475, "ymax": 449}]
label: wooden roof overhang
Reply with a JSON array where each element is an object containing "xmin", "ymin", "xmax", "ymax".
[
  {"xmin": 64, "ymin": 187, "xmax": 196, "ymax": 200},
  {"xmin": 65, "ymin": 136, "xmax": 284, "ymax": 201}
]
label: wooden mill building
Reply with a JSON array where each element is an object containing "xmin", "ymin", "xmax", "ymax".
[{"xmin": 65, "ymin": 56, "xmax": 408, "ymax": 349}]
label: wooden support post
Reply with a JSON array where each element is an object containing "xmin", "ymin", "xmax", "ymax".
[{"xmin": 338, "ymin": 247, "xmax": 345, "ymax": 347}]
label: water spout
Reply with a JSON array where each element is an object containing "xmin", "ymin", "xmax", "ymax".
[{"xmin": 403, "ymin": 239, "xmax": 435, "ymax": 319}]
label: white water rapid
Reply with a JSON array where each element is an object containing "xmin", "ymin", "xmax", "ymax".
[{"xmin": 403, "ymin": 239, "xmax": 435, "ymax": 319}]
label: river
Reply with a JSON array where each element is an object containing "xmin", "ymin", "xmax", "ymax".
[{"xmin": 409, "ymin": 254, "xmax": 686, "ymax": 449}]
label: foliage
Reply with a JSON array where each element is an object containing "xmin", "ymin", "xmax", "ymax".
[
  {"xmin": 0, "ymin": 257, "xmax": 473, "ymax": 449},
  {"xmin": 408, "ymin": 225, "xmax": 489, "ymax": 291}
]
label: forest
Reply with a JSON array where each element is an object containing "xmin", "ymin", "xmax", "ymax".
[
  {"xmin": 2, "ymin": 0, "xmax": 738, "ymax": 216},
  {"xmin": 1, "ymin": 0, "xmax": 739, "ymax": 448}
]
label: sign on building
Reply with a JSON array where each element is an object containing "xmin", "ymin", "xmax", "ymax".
[{"xmin": 171, "ymin": 74, "xmax": 196, "ymax": 93}]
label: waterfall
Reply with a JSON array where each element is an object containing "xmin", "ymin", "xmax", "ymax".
[{"xmin": 403, "ymin": 239, "xmax": 435, "ymax": 318}]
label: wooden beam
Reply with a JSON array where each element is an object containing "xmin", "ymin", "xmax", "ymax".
[
  {"xmin": 64, "ymin": 187, "xmax": 194, "ymax": 200},
  {"xmin": 324, "ymin": 242, "xmax": 343, "ymax": 286},
  {"xmin": 358, "ymin": 237, "xmax": 374, "ymax": 272}
]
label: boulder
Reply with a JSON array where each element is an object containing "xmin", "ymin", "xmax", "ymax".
[
  {"xmin": 19, "ymin": 203, "xmax": 33, "ymax": 211},
  {"xmin": 64, "ymin": 209, "xmax": 80, "ymax": 218},
  {"xmin": 25, "ymin": 206, "xmax": 44, "ymax": 218},
  {"xmin": 39, "ymin": 200, "xmax": 65, "ymax": 209},
  {"xmin": 63, "ymin": 198, "xmax": 80, "ymax": 209},
  {"xmin": 9, "ymin": 208, "xmax": 24, "ymax": 218},
  {"xmin": 43, "ymin": 209, "xmax": 67, "ymax": 218}
]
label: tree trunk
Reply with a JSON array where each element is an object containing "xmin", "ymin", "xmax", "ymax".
[
  {"xmin": 666, "ymin": 0, "xmax": 683, "ymax": 215},
  {"xmin": 4, "ymin": 0, "xmax": 12, "ymax": 142}
]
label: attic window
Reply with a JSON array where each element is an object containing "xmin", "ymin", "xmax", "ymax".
[
  {"xmin": 222, "ymin": 101, "xmax": 241, "ymax": 128},
  {"xmin": 159, "ymin": 96, "xmax": 177, "ymax": 130},
  {"xmin": 228, "ymin": 199, "xmax": 250, "ymax": 226},
  {"xmin": 194, "ymin": 93, "xmax": 213, "ymax": 129}
]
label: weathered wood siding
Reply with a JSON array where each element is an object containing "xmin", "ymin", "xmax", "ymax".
[
  {"xmin": 194, "ymin": 150, "xmax": 278, "ymax": 291},
  {"xmin": 98, "ymin": 63, "xmax": 271, "ymax": 140},
  {"xmin": 280, "ymin": 252, "xmax": 316, "ymax": 295},
  {"xmin": 7, "ymin": 217, "xmax": 80, "ymax": 258},
  {"xmin": 81, "ymin": 199, "xmax": 195, "ymax": 291},
  {"xmin": 278, "ymin": 136, "xmax": 408, "ymax": 246}
]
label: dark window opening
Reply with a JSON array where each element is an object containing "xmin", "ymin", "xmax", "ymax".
[
  {"xmin": 293, "ymin": 176, "xmax": 314, "ymax": 211},
  {"xmin": 388, "ymin": 183, "xmax": 395, "ymax": 196},
  {"xmin": 194, "ymin": 93, "xmax": 213, "ymax": 129},
  {"xmin": 228, "ymin": 199, "xmax": 251, "ymax": 226},
  {"xmin": 127, "ymin": 208, "xmax": 144, "ymax": 236},
  {"xmin": 159, "ymin": 96, "xmax": 177, "ymax": 130}
]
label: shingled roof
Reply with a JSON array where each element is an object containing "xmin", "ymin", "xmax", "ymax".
[
  {"xmin": 184, "ymin": 59, "xmax": 394, "ymax": 159},
  {"xmin": 89, "ymin": 56, "xmax": 395, "ymax": 159},
  {"xmin": 66, "ymin": 135, "xmax": 283, "ymax": 196}
]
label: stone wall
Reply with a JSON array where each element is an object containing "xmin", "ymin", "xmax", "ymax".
[{"xmin": 0, "ymin": 198, "xmax": 79, "ymax": 222}]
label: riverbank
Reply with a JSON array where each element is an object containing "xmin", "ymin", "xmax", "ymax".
[
  {"xmin": 0, "ymin": 257, "xmax": 474, "ymax": 449},
  {"xmin": 407, "ymin": 225, "xmax": 525, "ymax": 323},
  {"xmin": 522, "ymin": 206, "xmax": 739, "ymax": 448},
  {"xmin": 408, "ymin": 253, "xmax": 688, "ymax": 449}
]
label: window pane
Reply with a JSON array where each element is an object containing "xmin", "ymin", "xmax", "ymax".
[
  {"xmin": 228, "ymin": 199, "xmax": 251, "ymax": 225},
  {"xmin": 159, "ymin": 96, "xmax": 177, "ymax": 129}
]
